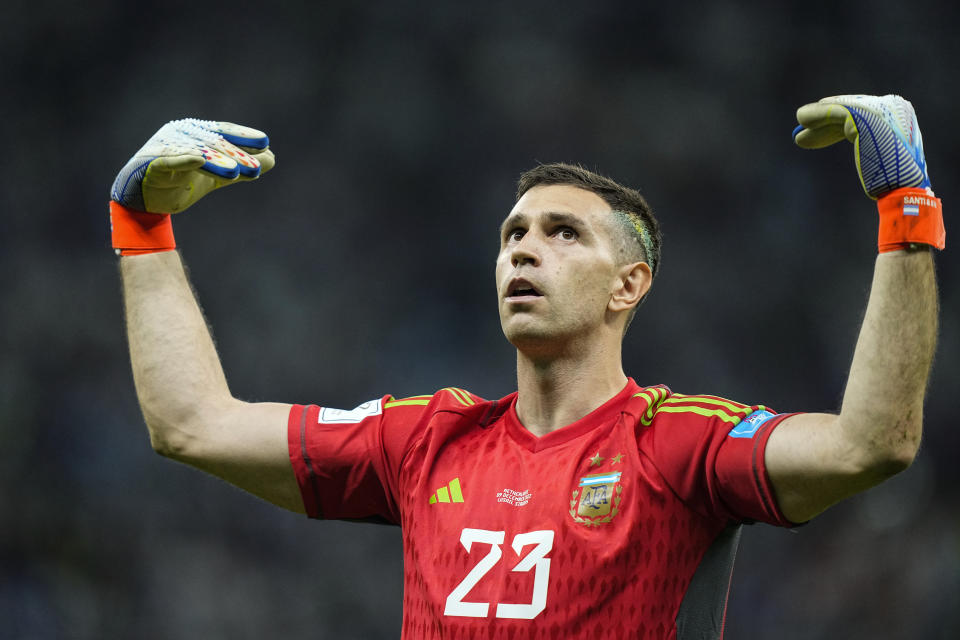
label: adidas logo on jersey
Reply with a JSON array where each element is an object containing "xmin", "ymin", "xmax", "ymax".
[{"xmin": 429, "ymin": 478, "xmax": 464, "ymax": 504}]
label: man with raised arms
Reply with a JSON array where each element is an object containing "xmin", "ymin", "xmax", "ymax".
[{"xmin": 112, "ymin": 96, "xmax": 943, "ymax": 639}]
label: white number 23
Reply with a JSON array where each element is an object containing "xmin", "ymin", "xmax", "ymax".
[{"xmin": 443, "ymin": 528, "xmax": 554, "ymax": 620}]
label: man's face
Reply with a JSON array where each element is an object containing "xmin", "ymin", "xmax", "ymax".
[{"xmin": 496, "ymin": 184, "xmax": 625, "ymax": 351}]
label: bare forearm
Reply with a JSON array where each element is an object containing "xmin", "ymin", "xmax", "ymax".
[
  {"xmin": 839, "ymin": 247, "xmax": 937, "ymax": 468},
  {"xmin": 767, "ymin": 248, "xmax": 938, "ymax": 522},
  {"xmin": 121, "ymin": 251, "xmax": 233, "ymax": 452}
]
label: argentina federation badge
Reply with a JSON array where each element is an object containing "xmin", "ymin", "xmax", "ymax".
[{"xmin": 570, "ymin": 471, "xmax": 623, "ymax": 526}]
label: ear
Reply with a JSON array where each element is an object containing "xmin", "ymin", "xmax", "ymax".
[{"xmin": 609, "ymin": 261, "xmax": 652, "ymax": 313}]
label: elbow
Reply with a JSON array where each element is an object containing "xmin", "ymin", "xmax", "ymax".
[
  {"xmin": 144, "ymin": 415, "xmax": 194, "ymax": 460},
  {"xmin": 136, "ymin": 393, "xmax": 190, "ymax": 459},
  {"xmin": 855, "ymin": 427, "xmax": 921, "ymax": 483},
  {"xmin": 863, "ymin": 447, "xmax": 916, "ymax": 481},
  {"xmin": 140, "ymin": 395, "xmax": 236, "ymax": 461},
  {"xmin": 140, "ymin": 400, "xmax": 213, "ymax": 461},
  {"xmin": 832, "ymin": 407, "xmax": 922, "ymax": 486}
]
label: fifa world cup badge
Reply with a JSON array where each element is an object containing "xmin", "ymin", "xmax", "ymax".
[{"xmin": 570, "ymin": 469, "xmax": 623, "ymax": 526}]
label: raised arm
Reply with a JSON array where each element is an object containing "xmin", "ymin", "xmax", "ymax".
[
  {"xmin": 764, "ymin": 95, "xmax": 945, "ymax": 523},
  {"xmin": 765, "ymin": 248, "xmax": 936, "ymax": 523},
  {"xmin": 113, "ymin": 120, "xmax": 303, "ymax": 513}
]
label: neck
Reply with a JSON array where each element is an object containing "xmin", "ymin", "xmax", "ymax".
[{"xmin": 514, "ymin": 336, "xmax": 628, "ymax": 437}]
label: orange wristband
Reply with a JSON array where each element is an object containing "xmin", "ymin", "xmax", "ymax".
[
  {"xmin": 109, "ymin": 201, "xmax": 176, "ymax": 256},
  {"xmin": 876, "ymin": 187, "xmax": 945, "ymax": 253}
]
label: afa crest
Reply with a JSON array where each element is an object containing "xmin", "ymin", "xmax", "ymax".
[{"xmin": 569, "ymin": 472, "xmax": 622, "ymax": 526}]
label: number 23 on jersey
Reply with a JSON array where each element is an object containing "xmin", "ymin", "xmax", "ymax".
[{"xmin": 443, "ymin": 528, "xmax": 555, "ymax": 620}]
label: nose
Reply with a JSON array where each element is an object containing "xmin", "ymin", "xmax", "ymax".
[{"xmin": 510, "ymin": 233, "xmax": 541, "ymax": 267}]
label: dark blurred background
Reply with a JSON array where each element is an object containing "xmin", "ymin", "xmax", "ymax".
[{"xmin": 2, "ymin": 0, "xmax": 958, "ymax": 638}]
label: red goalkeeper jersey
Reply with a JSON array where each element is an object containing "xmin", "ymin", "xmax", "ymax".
[{"xmin": 288, "ymin": 379, "xmax": 796, "ymax": 639}]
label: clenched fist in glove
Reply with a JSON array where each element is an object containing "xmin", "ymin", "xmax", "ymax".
[
  {"xmin": 793, "ymin": 95, "xmax": 944, "ymax": 252},
  {"xmin": 109, "ymin": 119, "xmax": 274, "ymax": 255}
]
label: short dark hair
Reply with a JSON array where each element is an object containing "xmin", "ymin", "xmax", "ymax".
[{"xmin": 515, "ymin": 163, "xmax": 661, "ymax": 278}]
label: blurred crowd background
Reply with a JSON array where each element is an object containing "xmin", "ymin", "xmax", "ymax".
[{"xmin": 2, "ymin": 1, "xmax": 958, "ymax": 638}]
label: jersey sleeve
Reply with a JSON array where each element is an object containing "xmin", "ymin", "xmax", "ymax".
[
  {"xmin": 287, "ymin": 395, "xmax": 429, "ymax": 523},
  {"xmin": 642, "ymin": 393, "xmax": 799, "ymax": 527}
]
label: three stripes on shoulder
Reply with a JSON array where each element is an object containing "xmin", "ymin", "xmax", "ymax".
[{"xmin": 633, "ymin": 388, "xmax": 764, "ymax": 427}]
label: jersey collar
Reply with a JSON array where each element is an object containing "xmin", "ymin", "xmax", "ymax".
[{"xmin": 503, "ymin": 378, "xmax": 642, "ymax": 452}]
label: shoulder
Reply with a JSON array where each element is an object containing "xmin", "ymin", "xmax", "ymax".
[
  {"xmin": 380, "ymin": 387, "xmax": 513, "ymax": 470},
  {"xmin": 627, "ymin": 385, "xmax": 776, "ymax": 431},
  {"xmin": 385, "ymin": 387, "xmax": 485, "ymax": 412},
  {"xmin": 383, "ymin": 386, "xmax": 512, "ymax": 427}
]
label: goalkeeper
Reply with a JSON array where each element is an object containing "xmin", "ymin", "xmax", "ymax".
[{"xmin": 113, "ymin": 96, "xmax": 942, "ymax": 639}]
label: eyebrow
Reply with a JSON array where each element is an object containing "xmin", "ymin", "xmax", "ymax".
[{"xmin": 499, "ymin": 211, "xmax": 588, "ymax": 236}]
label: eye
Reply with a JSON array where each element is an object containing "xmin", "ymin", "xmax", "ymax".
[
  {"xmin": 505, "ymin": 228, "xmax": 525, "ymax": 243},
  {"xmin": 556, "ymin": 227, "xmax": 578, "ymax": 241}
]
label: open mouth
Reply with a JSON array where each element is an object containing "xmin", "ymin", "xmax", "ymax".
[{"xmin": 506, "ymin": 279, "xmax": 542, "ymax": 299}]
